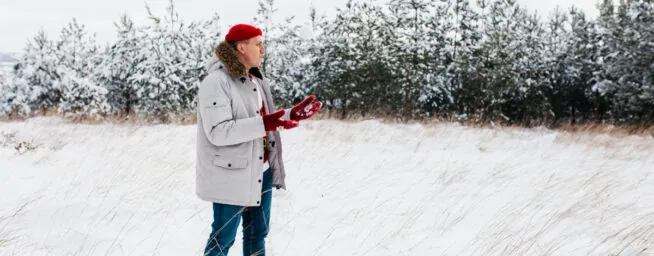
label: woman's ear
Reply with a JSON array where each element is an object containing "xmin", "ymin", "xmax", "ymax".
[{"xmin": 237, "ymin": 43, "xmax": 245, "ymax": 55}]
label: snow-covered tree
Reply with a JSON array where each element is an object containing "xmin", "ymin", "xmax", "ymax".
[
  {"xmin": 450, "ymin": 0, "xmax": 483, "ymax": 120},
  {"xmin": 0, "ymin": 72, "xmax": 10, "ymax": 115},
  {"xmin": 311, "ymin": 0, "xmax": 397, "ymax": 118},
  {"xmin": 95, "ymin": 14, "xmax": 143, "ymax": 116},
  {"xmin": 509, "ymin": 10, "xmax": 549, "ymax": 122},
  {"xmin": 545, "ymin": 6, "xmax": 597, "ymax": 123},
  {"xmin": 53, "ymin": 19, "xmax": 109, "ymax": 118},
  {"xmin": 311, "ymin": 0, "xmax": 359, "ymax": 118},
  {"xmin": 474, "ymin": 0, "xmax": 527, "ymax": 121},
  {"xmin": 126, "ymin": 0, "xmax": 221, "ymax": 119},
  {"xmin": 1, "ymin": 0, "xmax": 650, "ymax": 124},
  {"xmin": 10, "ymin": 30, "xmax": 61, "ymax": 115},
  {"xmin": 386, "ymin": 0, "xmax": 439, "ymax": 119},
  {"xmin": 419, "ymin": 0, "xmax": 456, "ymax": 116},
  {"xmin": 95, "ymin": 6, "xmax": 221, "ymax": 118},
  {"xmin": 350, "ymin": 2, "xmax": 397, "ymax": 117},
  {"xmin": 589, "ymin": 0, "xmax": 620, "ymax": 120},
  {"xmin": 605, "ymin": 0, "xmax": 654, "ymax": 121}
]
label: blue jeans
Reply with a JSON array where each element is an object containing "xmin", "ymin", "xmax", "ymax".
[{"xmin": 204, "ymin": 169, "xmax": 272, "ymax": 256}]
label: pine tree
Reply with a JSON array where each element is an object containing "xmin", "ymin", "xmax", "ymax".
[
  {"xmin": 589, "ymin": 0, "xmax": 619, "ymax": 121},
  {"xmin": 0, "ymin": 72, "xmax": 9, "ymax": 115},
  {"xmin": 127, "ymin": 0, "xmax": 221, "ymax": 119},
  {"xmin": 558, "ymin": 6, "xmax": 596, "ymax": 123},
  {"xmin": 130, "ymin": 2, "xmax": 189, "ymax": 118},
  {"xmin": 54, "ymin": 19, "xmax": 109, "ymax": 118},
  {"xmin": 310, "ymin": 0, "xmax": 397, "ymax": 118},
  {"xmin": 12, "ymin": 30, "xmax": 60, "ymax": 114},
  {"xmin": 608, "ymin": 0, "xmax": 654, "ymax": 121},
  {"xmin": 95, "ymin": 14, "xmax": 143, "ymax": 116},
  {"xmin": 542, "ymin": 7, "xmax": 569, "ymax": 122},
  {"xmin": 449, "ymin": 0, "xmax": 482, "ymax": 120},
  {"xmin": 420, "ymin": 0, "xmax": 456, "ymax": 117},
  {"xmin": 511, "ymin": 11, "xmax": 549, "ymax": 123},
  {"xmin": 311, "ymin": 0, "xmax": 361, "ymax": 118},
  {"xmin": 475, "ymin": 0, "xmax": 527, "ymax": 121},
  {"xmin": 387, "ymin": 0, "xmax": 438, "ymax": 119},
  {"xmin": 348, "ymin": 0, "xmax": 396, "ymax": 117}
]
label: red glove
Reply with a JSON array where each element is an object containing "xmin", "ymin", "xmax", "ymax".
[
  {"xmin": 263, "ymin": 109, "xmax": 298, "ymax": 131},
  {"xmin": 290, "ymin": 95, "xmax": 322, "ymax": 121}
]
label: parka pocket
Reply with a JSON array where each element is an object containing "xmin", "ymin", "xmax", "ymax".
[
  {"xmin": 203, "ymin": 97, "xmax": 231, "ymax": 119},
  {"xmin": 213, "ymin": 155, "xmax": 249, "ymax": 170}
]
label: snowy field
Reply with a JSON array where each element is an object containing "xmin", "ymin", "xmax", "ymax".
[{"xmin": 0, "ymin": 117, "xmax": 653, "ymax": 256}]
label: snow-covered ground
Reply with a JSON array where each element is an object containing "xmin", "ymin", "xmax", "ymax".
[{"xmin": 1, "ymin": 117, "xmax": 652, "ymax": 256}]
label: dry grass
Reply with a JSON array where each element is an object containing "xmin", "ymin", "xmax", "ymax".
[
  {"xmin": 0, "ymin": 110, "xmax": 197, "ymax": 126},
  {"xmin": 2, "ymin": 111, "xmax": 653, "ymax": 137},
  {"xmin": 556, "ymin": 122, "xmax": 654, "ymax": 137},
  {"xmin": 0, "ymin": 202, "xmax": 28, "ymax": 249},
  {"xmin": 312, "ymin": 111, "xmax": 654, "ymax": 137},
  {"xmin": 59, "ymin": 112, "xmax": 198, "ymax": 126}
]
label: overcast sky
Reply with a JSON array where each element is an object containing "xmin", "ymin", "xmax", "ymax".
[{"xmin": 0, "ymin": 0, "xmax": 600, "ymax": 53}]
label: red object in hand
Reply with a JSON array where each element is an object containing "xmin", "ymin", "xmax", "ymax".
[
  {"xmin": 263, "ymin": 109, "xmax": 298, "ymax": 131},
  {"xmin": 290, "ymin": 95, "xmax": 322, "ymax": 121}
]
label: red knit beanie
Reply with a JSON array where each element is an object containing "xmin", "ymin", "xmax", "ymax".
[{"xmin": 225, "ymin": 24, "xmax": 263, "ymax": 41}]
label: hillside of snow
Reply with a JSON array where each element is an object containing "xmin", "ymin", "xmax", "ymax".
[
  {"xmin": 0, "ymin": 52, "xmax": 16, "ymax": 77},
  {"xmin": 0, "ymin": 117, "xmax": 652, "ymax": 255}
]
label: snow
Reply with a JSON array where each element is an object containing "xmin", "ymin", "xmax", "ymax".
[{"xmin": 1, "ymin": 117, "xmax": 652, "ymax": 255}]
